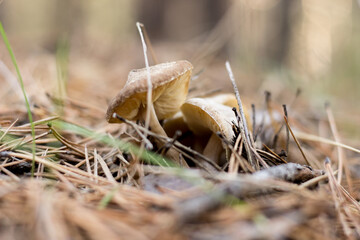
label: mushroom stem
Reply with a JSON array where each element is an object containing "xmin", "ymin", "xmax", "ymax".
[
  {"xmin": 203, "ymin": 133, "xmax": 223, "ymax": 165},
  {"xmin": 146, "ymin": 104, "xmax": 188, "ymax": 166},
  {"xmin": 147, "ymin": 103, "xmax": 168, "ymax": 137}
]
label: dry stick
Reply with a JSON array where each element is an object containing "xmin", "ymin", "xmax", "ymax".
[
  {"xmin": 0, "ymin": 118, "xmax": 18, "ymax": 142},
  {"xmin": 34, "ymin": 138, "xmax": 58, "ymax": 144},
  {"xmin": 84, "ymin": 144, "xmax": 92, "ymax": 180},
  {"xmin": 0, "ymin": 159, "xmax": 27, "ymax": 167},
  {"xmin": 136, "ymin": 22, "xmax": 152, "ymax": 144},
  {"xmin": 174, "ymin": 146, "xmax": 220, "ymax": 173},
  {"xmin": 262, "ymin": 144, "xmax": 287, "ymax": 164},
  {"xmin": 257, "ymin": 149, "xmax": 286, "ymax": 165},
  {"xmin": 324, "ymin": 158, "xmax": 355, "ymax": 238},
  {"xmin": 251, "ymin": 104, "xmax": 256, "ymax": 141},
  {"xmin": 138, "ymin": 23, "xmax": 159, "ymax": 64},
  {"xmin": 217, "ymin": 133, "xmax": 255, "ymax": 173},
  {"xmin": 50, "ymin": 127, "xmax": 89, "ymax": 159},
  {"xmin": 228, "ymin": 132, "xmax": 244, "ymax": 173},
  {"xmin": 300, "ymin": 169, "xmax": 338, "ymax": 189},
  {"xmin": 128, "ymin": 120, "xmax": 153, "ymax": 150},
  {"xmin": 37, "ymin": 148, "xmax": 48, "ymax": 180},
  {"xmin": 283, "ymin": 104, "xmax": 290, "ymax": 160},
  {"xmin": 5, "ymin": 127, "xmax": 49, "ymax": 133},
  {"xmin": 283, "ymin": 116, "xmax": 310, "ymax": 166},
  {"xmin": 50, "ymin": 126, "xmax": 89, "ymax": 149},
  {"xmin": 160, "ymin": 130, "xmax": 182, "ymax": 155},
  {"xmin": 1, "ymin": 151, "xmax": 110, "ymax": 184},
  {"xmin": 225, "ymin": 61, "xmax": 255, "ymax": 168},
  {"xmin": 36, "ymin": 148, "xmax": 67, "ymax": 155},
  {"xmin": 94, "ymin": 149, "xmax": 98, "ymax": 184},
  {"xmin": 0, "ymin": 157, "xmax": 8, "ymax": 174},
  {"xmin": 272, "ymin": 90, "xmax": 301, "ymax": 150},
  {"xmin": 20, "ymin": 116, "xmax": 59, "ymax": 127},
  {"xmin": 325, "ymin": 103, "xmax": 352, "ymax": 191},
  {"xmin": 294, "ymin": 131, "xmax": 360, "ymax": 155},
  {"xmin": 249, "ymin": 132, "xmax": 269, "ymax": 168},
  {"xmin": 96, "ymin": 151, "xmax": 116, "ymax": 184}
]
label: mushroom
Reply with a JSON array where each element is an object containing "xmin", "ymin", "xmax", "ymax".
[
  {"xmin": 181, "ymin": 97, "xmax": 238, "ymax": 165},
  {"xmin": 164, "ymin": 93, "xmax": 246, "ymax": 154},
  {"xmin": 106, "ymin": 60, "xmax": 193, "ymax": 165},
  {"xmin": 203, "ymin": 93, "xmax": 239, "ymax": 108},
  {"xmin": 203, "ymin": 93, "xmax": 251, "ymax": 127}
]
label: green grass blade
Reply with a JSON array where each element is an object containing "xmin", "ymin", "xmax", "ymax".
[
  {"xmin": 51, "ymin": 120, "xmax": 176, "ymax": 167},
  {"xmin": 55, "ymin": 35, "xmax": 70, "ymax": 115},
  {"xmin": 0, "ymin": 22, "xmax": 37, "ymax": 177}
]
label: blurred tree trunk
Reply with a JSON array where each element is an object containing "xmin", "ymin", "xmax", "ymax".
[
  {"xmin": 231, "ymin": 0, "xmax": 298, "ymax": 69},
  {"xmin": 3, "ymin": 0, "xmax": 57, "ymax": 49},
  {"xmin": 137, "ymin": 0, "xmax": 228, "ymax": 41},
  {"xmin": 1, "ymin": 0, "xmax": 136, "ymax": 51},
  {"xmin": 269, "ymin": 0, "xmax": 299, "ymax": 65},
  {"xmin": 82, "ymin": 0, "xmax": 135, "ymax": 45},
  {"xmin": 287, "ymin": 0, "xmax": 352, "ymax": 79}
]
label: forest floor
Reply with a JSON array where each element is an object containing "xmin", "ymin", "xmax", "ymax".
[{"xmin": 0, "ymin": 28, "xmax": 360, "ymax": 240}]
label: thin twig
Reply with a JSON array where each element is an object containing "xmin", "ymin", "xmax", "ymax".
[
  {"xmin": 94, "ymin": 149, "xmax": 99, "ymax": 184},
  {"xmin": 20, "ymin": 116, "xmax": 59, "ymax": 127},
  {"xmin": 293, "ymin": 130, "xmax": 360, "ymax": 155},
  {"xmin": 284, "ymin": 116, "xmax": 310, "ymax": 166},
  {"xmin": 300, "ymin": 169, "xmax": 338, "ymax": 189},
  {"xmin": 84, "ymin": 144, "xmax": 92, "ymax": 180},
  {"xmin": 114, "ymin": 114, "xmax": 153, "ymax": 150},
  {"xmin": 96, "ymin": 151, "xmax": 116, "ymax": 184},
  {"xmin": 283, "ymin": 104, "xmax": 290, "ymax": 160},
  {"xmin": 1, "ymin": 151, "xmax": 110, "ymax": 184},
  {"xmin": 251, "ymin": 104, "xmax": 256, "ymax": 141},
  {"xmin": 325, "ymin": 103, "xmax": 352, "ymax": 193},
  {"xmin": 138, "ymin": 23, "xmax": 159, "ymax": 64},
  {"xmin": 324, "ymin": 158, "xmax": 355, "ymax": 238},
  {"xmin": 136, "ymin": 22, "xmax": 152, "ymax": 142},
  {"xmin": 225, "ymin": 61, "xmax": 254, "ymax": 168},
  {"xmin": 0, "ymin": 118, "xmax": 18, "ymax": 142},
  {"xmin": 217, "ymin": 133, "xmax": 255, "ymax": 173},
  {"xmin": 262, "ymin": 144, "xmax": 287, "ymax": 164}
]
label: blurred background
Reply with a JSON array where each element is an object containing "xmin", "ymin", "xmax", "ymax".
[{"xmin": 0, "ymin": 0, "xmax": 359, "ymax": 136}]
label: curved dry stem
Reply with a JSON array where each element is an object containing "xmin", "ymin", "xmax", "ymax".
[{"xmin": 145, "ymin": 104, "xmax": 188, "ymax": 167}]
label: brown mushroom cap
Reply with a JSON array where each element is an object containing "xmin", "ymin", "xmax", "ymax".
[{"xmin": 106, "ymin": 60, "xmax": 193, "ymax": 123}]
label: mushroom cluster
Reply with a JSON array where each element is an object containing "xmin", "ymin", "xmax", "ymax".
[{"xmin": 106, "ymin": 60, "xmax": 283, "ymax": 168}]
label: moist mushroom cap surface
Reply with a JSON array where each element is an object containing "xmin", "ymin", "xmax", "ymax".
[
  {"xmin": 181, "ymin": 98, "xmax": 237, "ymax": 141},
  {"xmin": 106, "ymin": 60, "xmax": 193, "ymax": 123},
  {"xmin": 203, "ymin": 93, "xmax": 252, "ymax": 131}
]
